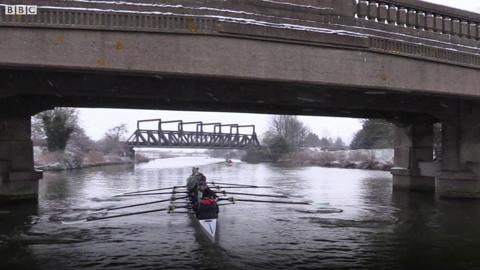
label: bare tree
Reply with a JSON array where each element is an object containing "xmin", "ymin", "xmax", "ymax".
[
  {"xmin": 107, "ymin": 124, "xmax": 128, "ymax": 141},
  {"xmin": 99, "ymin": 124, "xmax": 129, "ymax": 155},
  {"xmin": 68, "ymin": 127, "xmax": 95, "ymax": 152},
  {"xmin": 265, "ymin": 115, "xmax": 309, "ymax": 149}
]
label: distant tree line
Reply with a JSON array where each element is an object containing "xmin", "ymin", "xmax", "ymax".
[
  {"xmin": 350, "ymin": 119, "xmax": 441, "ymax": 157},
  {"xmin": 242, "ymin": 116, "xmax": 396, "ymax": 163},
  {"xmin": 349, "ymin": 119, "xmax": 395, "ymax": 149},
  {"xmin": 32, "ymin": 108, "xmax": 130, "ymax": 156},
  {"xmin": 34, "ymin": 109, "xmax": 397, "ymax": 165},
  {"xmin": 303, "ymin": 133, "xmax": 347, "ymax": 150},
  {"xmin": 243, "ymin": 115, "xmax": 347, "ymax": 162}
]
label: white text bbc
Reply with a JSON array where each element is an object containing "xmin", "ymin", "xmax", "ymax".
[{"xmin": 4, "ymin": 5, "xmax": 38, "ymax": 15}]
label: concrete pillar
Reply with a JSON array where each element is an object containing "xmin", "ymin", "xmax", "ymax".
[
  {"xmin": 391, "ymin": 122, "xmax": 435, "ymax": 191},
  {"xmin": 436, "ymin": 107, "xmax": 480, "ymax": 198},
  {"xmin": 0, "ymin": 116, "xmax": 42, "ymax": 204}
]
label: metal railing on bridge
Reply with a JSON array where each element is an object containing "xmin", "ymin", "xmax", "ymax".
[{"xmin": 126, "ymin": 119, "xmax": 260, "ymax": 149}]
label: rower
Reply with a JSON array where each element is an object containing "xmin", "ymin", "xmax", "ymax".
[
  {"xmin": 186, "ymin": 167, "xmax": 200, "ymax": 194},
  {"xmin": 192, "ymin": 173, "xmax": 219, "ymax": 219}
]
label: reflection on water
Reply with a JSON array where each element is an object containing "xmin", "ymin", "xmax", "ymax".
[{"xmin": 2, "ymin": 157, "xmax": 480, "ymax": 269}]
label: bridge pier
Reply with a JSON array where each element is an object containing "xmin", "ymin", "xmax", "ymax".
[
  {"xmin": 392, "ymin": 122, "xmax": 435, "ymax": 192},
  {"xmin": 436, "ymin": 109, "xmax": 480, "ymax": 199},
  {"xmin": 0, "ymin": 116, "xmax": 42, "ymax": 204}
]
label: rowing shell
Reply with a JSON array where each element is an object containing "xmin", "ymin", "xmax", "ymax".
[
  {"xmin": 184, "ymin": 195, "xmax": 217, "ymax": 243},
  {"xmin": 196, "ymin": 218, "xmax": 217, "ymax": 243}
]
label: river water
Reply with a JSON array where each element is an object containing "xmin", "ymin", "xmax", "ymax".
[{"xmin": 2, "ymin": 157, "xmax": 480, "ymax": 269}]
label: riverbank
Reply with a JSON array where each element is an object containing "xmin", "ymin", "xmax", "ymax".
[
  {"xmin": 134, "ymin": 156, "xmax": 226, "ymax": 169},
  {"xmin": 243, "ymin": 149, "xmax": 394, "ymax": 171},
  {"xmin": 286, "ymin": 149, "xmax": 393, "ymax": 171},
  {"xmin": 34, "ymin": 148, "xmax": 150, "ymax": 171}
]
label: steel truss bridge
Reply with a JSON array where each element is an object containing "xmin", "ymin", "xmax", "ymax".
[{"xmin": 127, "ymin": 119, "xmax": 260, "ymax": 149}]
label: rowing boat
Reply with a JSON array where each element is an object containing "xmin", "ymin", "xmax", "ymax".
[
  {"xmin": 81, "ymin": 174, "xmax": 311, "ymax": 242},
  {"xmin": 184, "ymin": 192, "xmax": 218, "ymax": 243},
  {"xmin": 193, "ymin": 211, "xmax": 217, "ymax": 243}
]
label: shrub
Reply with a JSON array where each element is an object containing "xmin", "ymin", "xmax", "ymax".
[{"xmin": 84, "ymin": 151, "xmax": 106, "ymax": 164}]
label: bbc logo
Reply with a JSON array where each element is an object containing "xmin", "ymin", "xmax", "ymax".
[{"xmin": 4, "ymin": 5, "xmax": 38, "ymax": 15}]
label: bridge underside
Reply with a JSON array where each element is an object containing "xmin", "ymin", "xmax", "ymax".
[
  {"xmin": 0, "ymin": 68, "xmax": 470, "ymax": 121},
  {"xmin": 2, "ymin": 0, "xmax": 480, "ymax": 205},
  {"xmin": 2, "ymin": 67, "xmax": 480, "ymax": 201}
]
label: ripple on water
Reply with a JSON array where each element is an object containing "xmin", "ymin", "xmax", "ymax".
[
  {"xmin": 304, "ymin": 216, "xmax": 399, "ymax": 228},
  {"xmin": 14, "ymin": 158, "xmax": 478, "ymax": 269},
  {"xmin": 295, "ymin": 208, "xmax": 344, "ymax": 214}
]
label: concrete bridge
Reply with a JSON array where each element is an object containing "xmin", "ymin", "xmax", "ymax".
[{"xmin": 1, "ymin": 0, "xmax": 480, "ymax": 202}]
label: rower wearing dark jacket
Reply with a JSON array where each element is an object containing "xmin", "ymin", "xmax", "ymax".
[
  {"xmin": 190, "ymin": 173, "xmax": 219, "ymax": 219},
  {"xmin": 191, "ymin": 173, "xmax": 216, "ymax": 203}
]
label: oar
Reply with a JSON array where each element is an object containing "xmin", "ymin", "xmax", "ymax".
[
  {"xmin": 216, "ymin": 190, "xmax": 287, "ymax": 198},
  {"xmin": 115, "ymin": 191, "xmax": 188, "ymax": 197},
  {"xmin": 210, "ymin": 185, "xmax": 271, "ymax": 189},
  {"xmin": 218, "ymin": 197, "xmax": 310, "ymax": 205},
  {"xmin": 93, "ymin": 195, "xmax": 188, "ymax": 212},
  {"xmin": 121, "ymin": 184, "xmax": 269, "ymax": 196},
  {"xmin": 116, "ymin": 185, "xmax": 269, "ymax": 197},
  {"xmin": 167, "ymin": 211, "xmax": 190, "ymax": 214},
  {"xmin": 122, "ymin": 186, "xmax": 186, "ymax": 195},
  {"xmin": 209, "ymin": 182, "xmax": 272, "ymax": 188},
  {"xmin": 116, "ymin": 189, "xmax": 285, "ymax": 198},
  {"xmin": 86, "ymin": 205, "xmax": 188, "ymax": 222},
  {"xmin": 125, "ymin": 185, "xmax": 270, "ymax": 196}
]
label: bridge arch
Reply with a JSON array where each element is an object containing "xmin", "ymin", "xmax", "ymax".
[{"xmin": 1, "ymin": 0, "xmax": 480, "ymax": 201}]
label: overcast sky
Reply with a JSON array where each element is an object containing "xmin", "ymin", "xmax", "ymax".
[
  {"xmin": 77, "ymin": 0, "xmax": 477, "ymax": 142},
  {"xmin": 79, "ymin": 109, "xmax": 363, "ymax": 143}
]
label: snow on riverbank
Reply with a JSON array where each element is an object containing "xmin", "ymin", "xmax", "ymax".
[
  {"xmin": 135, "ymin": 156, "xmax": 226, "ymax": 169},
  {"xmin": 34, "ymin": 146, "xmax": 138, "ymax": 171},
  {"xmin": 283, "ymin": 149, "xmax": 394, "ymax": 171}
]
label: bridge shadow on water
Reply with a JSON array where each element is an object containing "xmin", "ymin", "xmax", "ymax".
[
  {"xmin": 0, "ymin": 204, "xmax": 39, "ymax": 270},
  {"xmin": 383, "ymin": 190, "xmax": 480, "ymax": 270}
]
